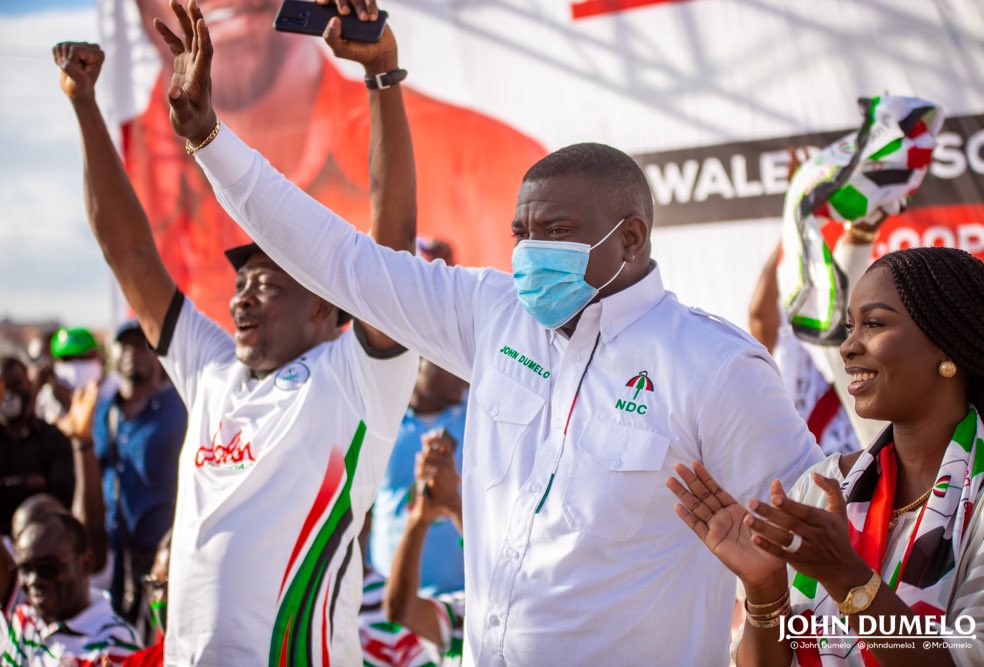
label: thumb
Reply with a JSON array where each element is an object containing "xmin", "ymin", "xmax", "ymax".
[
  {"xmin": 169, "ymin": 84, "xmax": 190, "ymax": 108},
  {"xmin": 323, "ymin": 16, "xmax": 343, "ymax": 50},
  {"xmin": 813, "ymin": 473, "xmax": 846, "ymax": 516}
]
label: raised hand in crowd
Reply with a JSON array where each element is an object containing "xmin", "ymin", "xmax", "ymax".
[
  {"xmin": 384, "ymin": 429, "xmax": 463, "ymax": 647},
  {"xmin": 63, "ymin": 380, "xmax": 108, "ymax": 573},
  {"xmin": 58, "ymin": 380, "xmax": 99, "ymax": 445},
  {"xmin": 413, "ymin": 429, "xmax": 463, "ymax": 533}
]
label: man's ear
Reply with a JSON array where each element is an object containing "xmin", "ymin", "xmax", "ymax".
[
  {"xmin": 622, "ymin": 215, "xmax": 650, "ymax": 263},
  {"xmin": 311, "ymin": 298, "xmax": 335, "ymax": 323}
]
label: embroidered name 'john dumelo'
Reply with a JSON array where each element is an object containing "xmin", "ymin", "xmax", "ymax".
[{"xmin": 499, "ymin": 345, "xmax": 551, "ymax": 379}]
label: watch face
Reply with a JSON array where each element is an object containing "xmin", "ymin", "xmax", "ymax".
[{"xmin": 855, "ymin": 591, "xmax": 870, "ymax": 608}]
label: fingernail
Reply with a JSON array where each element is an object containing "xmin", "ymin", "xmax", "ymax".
[{"xmin": 748, "ymin": 499, "xmax": 759, "ymax": 511}]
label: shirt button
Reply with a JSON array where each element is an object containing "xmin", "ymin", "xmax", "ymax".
[
  {"xmin": 571, "ymin": 352, "xmax": 582, "ymax": 362},
  {"xmin": 505, "ymin": 547, "xmax": 517, "ymax": 559},
  {"xmin": 490, "ymin": 407, "xmax": 500, "ymax": 417},
  {"xmin": 488, "ymin": 614, "xmax": 500, "ymax": 627},
  {"xmin": 553, "ymin": 418, "xmax": 563, "ymax": 430},
  {"xmin": 613, "ymin": 457, "xmax": 622, "ymax": 468},
  {"xmin": 530, "ymin": 483, "xmax": 541, "ymax": 493}
]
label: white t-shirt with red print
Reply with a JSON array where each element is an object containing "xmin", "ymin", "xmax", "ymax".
[{"xmin": 157, "ymin": 296, "xmax": 417, "ymax": 667}]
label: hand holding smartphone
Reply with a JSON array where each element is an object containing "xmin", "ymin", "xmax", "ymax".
[{"xmin": 274, "ymin": 0, "xmax": 388, "ymax": 42}]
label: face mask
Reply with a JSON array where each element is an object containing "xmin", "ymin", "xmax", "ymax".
[
  {"xmin": 0, "ymin": 393, "xmax": 23, "ymax": 422},
  {"xmin": 53, "ymin": 359, "xmax": 102, "ymax": 390},
  {"xmin": 512, "ymin": 218, "xmax": 627, "ymax": 329}
]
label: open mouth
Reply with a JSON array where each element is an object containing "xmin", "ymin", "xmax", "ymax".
[
  {"xmin": 846, "ymin": 367, "xmax": 879, "ymax": 395},
  {"xmin": 234, "ymin": 320, "xmax": 260, "ymax": 344}
]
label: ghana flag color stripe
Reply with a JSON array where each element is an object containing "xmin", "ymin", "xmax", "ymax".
[{"xmin": 269, "ymin": 421, "xmax": 368, "ymax": 666}]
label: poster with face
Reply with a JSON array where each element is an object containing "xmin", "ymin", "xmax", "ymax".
[{"xmin": 100, "ymin": 0, "xmax": 984, "ymax": 328}]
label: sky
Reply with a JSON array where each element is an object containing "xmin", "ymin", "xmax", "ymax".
[{"xmin": 0, "ymin": 0, "xmax": 111, "ymax": 329}]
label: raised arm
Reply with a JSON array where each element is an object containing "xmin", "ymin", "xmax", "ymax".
[
  {"xmin": 154, "ymin": 0, "xmax": 490, "ymax": 379},
  {"xmin": 748, "ymin": 244, "xmax": 781, "ymax": 353},
  {"xmin": 62, "ymin": 382, "xmax": 108, "ymax": 572},
  {"xmin": 384, "ymin": 436, "xmax": 461, "ymax": 644},
  {"xmin": 52, "ymin": 42, "xmax": 176, "ymax": 348},
  {"xmin": 318, "ymin": 4, "xmax": 416, "ymax": 351}
]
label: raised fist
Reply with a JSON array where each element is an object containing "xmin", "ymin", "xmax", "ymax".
[{"xmin": 52, "ymin": 42, "xmax": 104, "ymax": 103}]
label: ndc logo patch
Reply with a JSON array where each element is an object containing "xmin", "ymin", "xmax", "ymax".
[
  {"xmin": 275, "ymin": 362, "xmax": 310, "ymax": 391},
  {"xmin": 616, "ymin": 371, "xmax": 654, "ymax": 415}
]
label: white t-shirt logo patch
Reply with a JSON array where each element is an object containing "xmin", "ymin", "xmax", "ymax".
[{"xmin": 275, "ymin": 362, "xmax": 310, "ymax": 391}]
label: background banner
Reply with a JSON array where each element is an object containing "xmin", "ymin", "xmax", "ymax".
[{"xmin": 98, "ymin": 0, "xmax": 984, "ymax": 329}]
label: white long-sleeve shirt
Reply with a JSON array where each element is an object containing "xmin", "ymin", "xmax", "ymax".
[{"xmin": 196, "ymin": 127, "xmax": 823, "ymax": 666}]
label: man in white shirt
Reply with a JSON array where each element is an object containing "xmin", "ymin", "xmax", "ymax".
[
  {"xmin": 159, "ymin": 4, "xmax": 824, "ymax": 664},
  {"xmin": 52, "ymin": 7, "xmax": 419, "ymax": 663}
]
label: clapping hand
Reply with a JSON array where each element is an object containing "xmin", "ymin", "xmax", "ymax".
[
  {"xmin": 744, "ymin": 474, "xmax": 872, "ymax": 599},
  {"xmin": 410, "ymin": 430, "xmax": 461, "ymax": 525},
  {"xmin": 153, "ymin": 0, "xmax": 217, "ymax": 145},
  {"xmin": 667, "ymin": 462, "xmax": 786, "ymax": 589}
]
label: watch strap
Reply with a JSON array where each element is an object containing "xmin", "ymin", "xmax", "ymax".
[{"xmin": 365, "ymin": 68, "xmax": 408, "ymax": 90}]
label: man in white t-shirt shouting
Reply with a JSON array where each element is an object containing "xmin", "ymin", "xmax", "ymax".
[{"xmin": 51, "ymin": 5, "xmax": 419, "ymax": 663}]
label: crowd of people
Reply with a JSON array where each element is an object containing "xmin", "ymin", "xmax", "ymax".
[{"xmin": 1, "ymin": 0, "xmax": 982, "ymax": 665}]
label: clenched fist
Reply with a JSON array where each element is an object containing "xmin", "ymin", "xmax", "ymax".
[{"xmin": 52, "ymin": 41, "xmax": 104, "ymax": 103}]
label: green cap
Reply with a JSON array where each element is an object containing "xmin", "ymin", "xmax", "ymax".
[{"xmin": 50, "ymin": 327, "xmax": 97, "ymax": 359}]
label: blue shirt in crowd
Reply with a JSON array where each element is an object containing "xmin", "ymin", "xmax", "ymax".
[
  {"xmin": 92, "ymin": 383, "xmax": 187, "ymax": 552},
  {"xmin": 369, "ymin": 403, "xmax": 466, "ymax": 596}
]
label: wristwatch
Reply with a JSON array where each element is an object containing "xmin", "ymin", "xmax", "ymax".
[
  {"xmin": 836, "ymin": 569, "xmax": 882, "ymax": 615},
  {"xmin": 365, "ymin": 68, "xmax": 408, "ymax": 90}
]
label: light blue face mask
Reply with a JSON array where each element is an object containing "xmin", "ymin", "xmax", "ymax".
[{"xmin": 512, "ymin": 218, "xmax": 627, "ymax": 329}]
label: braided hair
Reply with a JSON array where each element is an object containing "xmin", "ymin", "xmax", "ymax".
[{"xmin": 868, "ymin": 247, "xmax": 984, "ymax": 411}]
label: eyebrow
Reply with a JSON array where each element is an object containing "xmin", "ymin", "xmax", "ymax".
[{"xmin": 859, "ymin": 302, "xmax": 902, "ymax": 315}]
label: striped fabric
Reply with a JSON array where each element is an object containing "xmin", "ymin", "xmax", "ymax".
[
  {"xmin": 427, "ymin": 591, "xmax": 465, "ymax": 667},
  {"xmin": 777, "ymin": 96, "xmax": 943, "ymax": 345},
  {"xmin": 359, "ymin": 570, "xmax": 434, "ymax": 667},
  {"xmin": 2, "ymin": 588, "xmax": 140, "ymax": 666}
]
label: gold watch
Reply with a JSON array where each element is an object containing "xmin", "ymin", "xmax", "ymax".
[{"xmin": 836, "ymin": 569, "xmax": 881, "ymax": 615}]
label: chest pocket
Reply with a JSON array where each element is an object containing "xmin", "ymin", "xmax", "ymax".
[
  {"xmin": 471, "ymin": 366, "xmax": 546, "ymax": 489},
  {"xmin": 562, "ymin": 419, "xmax": 670, "ymax": 542}
]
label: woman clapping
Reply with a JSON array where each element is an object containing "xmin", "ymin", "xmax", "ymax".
[{"xmin": 669, "ymin": 247, "xmax": 984, "ymax": 667}]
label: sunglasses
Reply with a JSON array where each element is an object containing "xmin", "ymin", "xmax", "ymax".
[{"xmin": 15, "ymin": 555, "xmax": 76, "ymax": 580}]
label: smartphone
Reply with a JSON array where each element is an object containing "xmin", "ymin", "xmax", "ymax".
[{"xmin": 274, "ymin": 1, "xmax": 388, "ymax": 43}]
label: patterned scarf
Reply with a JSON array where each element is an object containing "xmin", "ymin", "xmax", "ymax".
[
  {"xmin": 789, "ymin": 408, "xmax": 984, "ymax": 666},
  {"xmin": 777, "ymin": 96, "xmax": 943, "ymax": 346}
]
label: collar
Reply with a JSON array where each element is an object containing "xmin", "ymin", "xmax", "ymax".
[
  {"xmin": 570, "ymin": 262, "xmax": 665, "ymax": 345},
  {"xmin": 44, "ymin": 587, "xmax": 113, "ymax": 641}
]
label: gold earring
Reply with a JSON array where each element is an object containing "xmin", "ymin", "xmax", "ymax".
[{"xmin": 938, "ymin": 360, "xmax": 957, "ymax": 378}]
